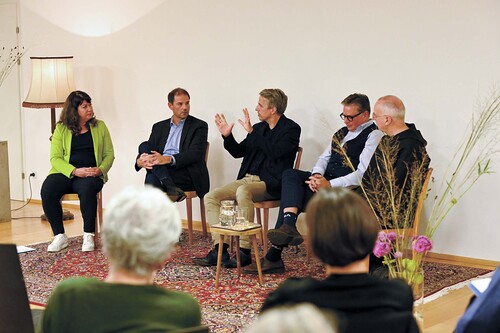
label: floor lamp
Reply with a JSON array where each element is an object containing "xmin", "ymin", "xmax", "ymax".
[{"xmin": 22, "ymin": 56, "xmax": 76, "ymax": 220}]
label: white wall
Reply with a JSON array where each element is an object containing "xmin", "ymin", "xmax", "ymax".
[{"xmin": 15, "ymin": 0, "xmax": 500, "ymax": 260}]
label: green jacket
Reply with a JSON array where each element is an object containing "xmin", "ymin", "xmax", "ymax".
[{"xmin": 49, "ymin": 120, "xmax": 115, "ymax": 183}]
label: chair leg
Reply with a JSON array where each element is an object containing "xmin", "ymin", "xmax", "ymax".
[
  {"xmin": 95, "ymin": 193, "xmax": 103, "ymax": 247},
  {"xmin": 263, "ymin": 208, "xmax": 269, "ymax": 254},
  {"xmin": 255, "ymin": 207, "xmax": 263, "ymax": 242},
  {"xmin": 200, "ymin": 198, "xmax": 207, "ymax": 237},
  {"xmin": 186, "ymin": 197, "xmax": 193, "ymax": 245}
]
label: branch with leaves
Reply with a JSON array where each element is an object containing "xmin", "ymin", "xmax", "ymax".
[{"xmin": 426, "ymin": 91, "xmax": 500, "ymax": 238}]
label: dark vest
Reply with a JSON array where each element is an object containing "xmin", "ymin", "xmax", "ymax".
[{"xmin": 324, "ymin": 123, "xmax": 377, "ymax": 180}]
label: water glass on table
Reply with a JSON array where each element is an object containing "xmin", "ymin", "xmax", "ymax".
[{"xmin": 234, "ymin": 207, "xmax": 247, "ymax": 229}]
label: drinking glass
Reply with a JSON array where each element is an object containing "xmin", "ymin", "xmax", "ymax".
[{"xmin": 219, "ymin": 200, "xmax": 235, "ymax": 226}]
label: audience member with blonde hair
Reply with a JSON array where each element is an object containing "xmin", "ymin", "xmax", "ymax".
[
  {"xmin": 39, "ymin": 186, "xmax": 201, "ymax": 333},
  {"xmin": 261, "ymin": 187, "xmax": 419, "ymax": 333}
]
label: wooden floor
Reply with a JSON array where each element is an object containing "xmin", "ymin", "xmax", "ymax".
[{"xmin": 2, "ymin": 200, "xmax": 492, "ymax": 332}]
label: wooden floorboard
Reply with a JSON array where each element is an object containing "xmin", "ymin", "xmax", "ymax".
[{"xmin": 2, "ymin": 200, "xmax": 494, "ymax": 332}]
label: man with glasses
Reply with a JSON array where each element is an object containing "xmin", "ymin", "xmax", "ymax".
[{"xmin": 245, "ymin": 93, "xmax": 384, "ymax": 274}]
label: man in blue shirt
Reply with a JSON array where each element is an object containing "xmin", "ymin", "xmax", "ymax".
[{"xmin": 135, "ymin": 88, "xmax": 209, "ymax": 202}]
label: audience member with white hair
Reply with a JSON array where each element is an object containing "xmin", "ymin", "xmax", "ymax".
[
  {"xmin": 39, "ymin": 186, "xmax": 201, "ymax": 333},
  {"xmin": 245, "ymin": 303, "xmax": 338, "ymax": 333}
]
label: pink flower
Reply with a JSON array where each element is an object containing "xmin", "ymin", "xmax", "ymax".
[
  {"xmin": 377, "ymin": 231, "xmax": 387, "ymax": 242},
  {"xmin": 373, "ymin": 240, "xmax": 391, "ymax": 258},
  {"xmin": 387, "ymin": 231, "xmax": 397, "ymax": 242},
  {"xmin": 413, "ymin": 235, "xmax": 433, "ymax": 253},
  {"xmin": 394, "ymin": 251, "xmax": 403, "ymax": 258}
]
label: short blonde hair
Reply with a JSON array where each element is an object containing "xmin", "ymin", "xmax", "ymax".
[{"xmin": 259, "ymin": 88, "xmax": 288, "ymax": 115}]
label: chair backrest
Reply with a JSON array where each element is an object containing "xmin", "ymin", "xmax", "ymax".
[
  {"xmin": 412, "ymin": 167, "xmax": 433, "ymax": 236},
  {"xmin": 294, "ymin": 146, "xmax": 303, "ymax": 170}
]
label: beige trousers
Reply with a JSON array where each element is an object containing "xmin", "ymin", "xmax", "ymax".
[{"xmin": 204, "ymin": 174, "xmax": 274, "ymax": 249}]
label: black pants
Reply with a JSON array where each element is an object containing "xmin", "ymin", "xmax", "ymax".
[
  {"xmin": 41, "ymin": 173, "xmax": 103, "ymax": 235},
  {"xmin": 138, "ymin": 141, "xmax": 195, "ymax": 192},
  {"xmin": 275, "ymin": 169, "xmax": 315, "ymax": 229}
]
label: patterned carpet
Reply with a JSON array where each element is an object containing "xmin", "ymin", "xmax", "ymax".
[{"xmin": 20, "ymin": 233, "xmax": 490, "ymax": 332}]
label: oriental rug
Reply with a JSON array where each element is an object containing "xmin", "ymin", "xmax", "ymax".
[{"xmin": 19, "ymin": 233, "xmax": 490, "ymax": 332}]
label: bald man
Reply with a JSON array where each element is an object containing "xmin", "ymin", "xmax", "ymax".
[
  {"xmin": 364, "ymin": 95, "xmax": 429, "ymax": 188},
  {"xmin": 361, "ymin": 95, "xmax": 430, "ymax": 276}
]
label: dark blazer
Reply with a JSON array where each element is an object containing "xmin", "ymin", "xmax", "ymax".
[
  {"xmin": 223, "ymin": 115, "xmax": 301, "ymax": 198},
  {"xmin": 135, "ymin": 115, "xmax": 210, "ymax": 198}
]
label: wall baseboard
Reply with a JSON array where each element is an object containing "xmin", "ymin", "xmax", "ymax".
[{"xmin": 426, "ymin": 252, "xmax": 499, "ymax": 270}]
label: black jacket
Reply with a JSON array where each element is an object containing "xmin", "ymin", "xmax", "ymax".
[
  {"xmin": 223, "ymin": 115, "xmax": 301, "ymax": 198},
  {"xmin": 262, "ymin": 274, "xmax": 419, "ymax": 333}
]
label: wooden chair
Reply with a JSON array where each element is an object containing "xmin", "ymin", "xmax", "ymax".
[
  {"xmin": 60, "ymin": 191, "xmax": 103, "ymax": 244},
  {"xmin": 253, "ymin": 147, "xmax": 303, "ymax": 253},
  {"xmin": 183, "ymin": 142, "xmax": 210, "ymax": 245}
]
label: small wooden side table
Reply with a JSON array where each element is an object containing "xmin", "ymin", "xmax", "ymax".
[{"xmin": 210, "ymin": 223, "xmax": 264, "ymax": 287}]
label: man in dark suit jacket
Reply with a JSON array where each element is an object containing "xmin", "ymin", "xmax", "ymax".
[
  {"xmin": 135, "ymin": 88, "xmax": 209, "ymax": 202},
  {"xmin": 193, "ymin": 88, "xmax": 301, "ymax": 268}
]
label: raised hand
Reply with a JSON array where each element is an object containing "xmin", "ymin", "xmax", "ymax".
[
  {"xmin": 215, "ymin": 113, "xmax": 234, "ymax": 137},
  {"xmin": 237, "ymin": 108, "xmax": 253, "ymax": 133}
]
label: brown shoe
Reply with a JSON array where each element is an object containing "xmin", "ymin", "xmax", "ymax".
[
  {"xmin": 243, "ymin": 257, "xmax": 285, "ymax": 275},
  {"xmin": 267, "ymin": 224, "xmax": 304, "ymax": 246}
]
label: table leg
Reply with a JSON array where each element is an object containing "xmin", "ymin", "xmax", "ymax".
[
  {"xmin": 235, "ymin": 236, "xmax": 241, "ymax": 278},
  {"xmin": 251, "ymin": 235, "xmax": 264, "ymax": 284},
  {"xmin": 215, "ymin": 235, "xmax": 225, "ymax": 287}
]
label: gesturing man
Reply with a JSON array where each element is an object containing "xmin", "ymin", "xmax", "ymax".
[
  {"xmin": 193, "ymin": 88, "xmax": 301, "ymax": 268},
  {"xmin": 135, "ymin": 87, "xmax": 209, "ymax": 202}
]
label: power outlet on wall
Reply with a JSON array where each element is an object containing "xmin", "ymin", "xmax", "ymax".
[{"xmin": 29, "ymin": 172, "xmax": 36, "ymax": 178}]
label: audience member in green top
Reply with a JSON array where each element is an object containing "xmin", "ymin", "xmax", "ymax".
[{"xmin": 38, "ymin": 186, "xmax": 202, "ymax": 333}]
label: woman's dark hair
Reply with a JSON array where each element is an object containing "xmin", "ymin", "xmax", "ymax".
[
  {"xmin": 59, "ymin": 90, "xmax": 97, "ymax": 134},
  {"xmin": 306, "ymin": 187, "xmax": 378, "ymax": 267}
]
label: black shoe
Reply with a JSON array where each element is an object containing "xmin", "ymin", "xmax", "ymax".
[
  {"xmin": 223, "ymin": 251, "xmax": 252, "ymax": 268},
  {"xmin": 165, "ymin": 186, "xmax": 186, "ymax": 202},
  {"xmin": 267, "ymin": 224, "xmax": 304, "ymax": 246},
  {"xmin": 192, "ymin": 248, "xmax": 229, "ymax": 267},
  {"xmin": 160, "ymin": 178, "xmax": 187, "ymax": 202},
  {"xmin": 244, "ymin": 257, "xmax": 285, "ymax": 275}
]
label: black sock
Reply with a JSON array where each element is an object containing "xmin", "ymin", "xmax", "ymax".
[
  {"xmin": 214, "ymin": 243, "xmax": 229, "ymax": 253},
  {"xmin": 283, "ymin": 212, "xmax": 298, "ymax": 228},
  {"xmin": 241, "ymin": 248, "xmax": 251, "ymax": 256},
  {"xmin": 266, "ymin": 244, "xmax": 283, "ymax": 262}
]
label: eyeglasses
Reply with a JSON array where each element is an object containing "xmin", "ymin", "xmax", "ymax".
[{"xmin": 339, "ymin": 111, "xmax": 364, "ymax": 122}]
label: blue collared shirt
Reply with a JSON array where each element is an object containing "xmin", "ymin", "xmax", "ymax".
[{"xmin": 162, "ymin": 118, "xmax": 185, "ymax": 165}]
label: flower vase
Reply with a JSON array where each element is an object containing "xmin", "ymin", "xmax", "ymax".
[{"xmin": 391, "ymin": 268, "xmax": 424, "ymax": 331}]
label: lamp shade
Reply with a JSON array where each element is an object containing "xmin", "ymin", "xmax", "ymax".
[{"xmin": 22, "ymin": 56, "xmax": 76, "ymax": 108}]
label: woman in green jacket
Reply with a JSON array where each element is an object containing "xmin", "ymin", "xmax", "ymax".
[{"xmin": 41, "ymin": 90, "xmax": 114, "ymax": 253}]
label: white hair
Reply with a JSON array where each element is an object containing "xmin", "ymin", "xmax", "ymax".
[
  {"xmin": 377, "ymin": 95, "xmax": 406, "ymax": 120},
  {"xmin": 102, "ymin": 186, "xmax": 181, "ymax": 276},
  {"xmin": 245, "ymin": 303, "xmax": 338, "ymax": 333}
]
